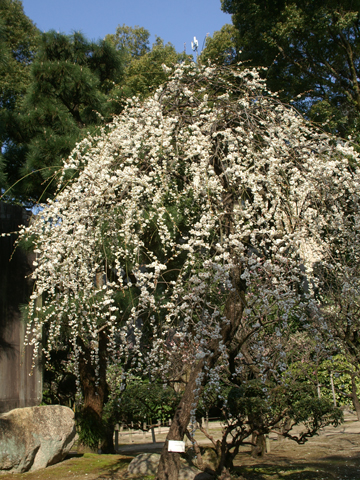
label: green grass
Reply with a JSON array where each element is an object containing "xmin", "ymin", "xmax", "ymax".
[{"xmin": 0, "ymin": 453, "xmax": 133, "ymax": 480}]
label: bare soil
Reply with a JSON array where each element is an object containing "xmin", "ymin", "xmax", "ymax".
[
  {"xmin": 2, "ymin": 413, "xmax": 360, "ymax": 480},
  {"xmin": 234, "ymin": 430, "xmax": 360, "ymax": 479}
]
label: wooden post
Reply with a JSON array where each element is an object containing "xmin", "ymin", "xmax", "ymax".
[
  {"xmin": 330, "ymin": 371, "xmax": 337, "ymax": 406},
  {"xmin": 151, "ymin": 425, "xmax": 156, "ymax": 444},
  {"xmin": 265, "ymin": 434, "xmax": 270, "ymax": 453},
  {"xmin": 114, "ymin": 423, "xmax": 119, "ymax": 451},
  {"xmin": 317, "ymin": 383, "xmax": 321, "ymax": 399}
]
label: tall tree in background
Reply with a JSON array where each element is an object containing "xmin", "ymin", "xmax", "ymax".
[
  {"xmin": 121, "ymin": 37, "xmax": 189, "ymax": 98},
  {"xmin": 0, "ymin": 0, "xmax": 39, "ymax": 193},
  {"xmin": 105, "ymin": 24, "xmax": 151, "ymax": 63},
  {"xmin": 4, "ymin": 31, "xmax": 125, "ymax": 202},
  {"xmin": 221, "ymin": 0, "xmax": 360, "ymax": 138},
  {"xmin": 199, "ymin": 24, "xmax": 240, "ymax": 65},
  {"xmin": 107, "ymin": 25, "xmax": 189, "ymax": 99}
]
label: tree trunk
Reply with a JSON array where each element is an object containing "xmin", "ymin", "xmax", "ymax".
[
  {"xmin": 78, "ymin": 331, "xmax": 108, "ymax": 417},
  {"xmin": 251, "ymin": 433, "xmax": 266, "ymax": 457},
  {"xmin": 156, "ymin": 360, "xmax": 205, "ymax": 480},
  {"xmin": 350, "ymin": 374, "xmax": 360, "ymax": 421},
  {"xmin": 77, "ymin": 330, "xmax": 113, "ymax": 452},
  {"xmin": 156, "ymin": 266, "xmax": 246, "ymax": 480}
]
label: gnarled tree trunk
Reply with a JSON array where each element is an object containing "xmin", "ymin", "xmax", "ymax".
[
  {"xmin": 78, "ymin": 330, "xmax": 113, "ymax": 452},
  {"xmin": 156, "ymin": 266, "xmax": 246, "ymax": 480}
]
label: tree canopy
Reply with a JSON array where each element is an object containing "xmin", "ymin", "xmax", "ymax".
[
  {"xmin": 199, "ymin": 24, "xmax": 240, "ymax": 66},
  {"xmin": 105, "ymin": 24, "xmax": 151, "ymax": 63},
  {"xmin": 3, "ymin": 30, "xmax": 125, "ymax": 202},
  {"xmin": 120, "ymin": 36, "xmax": 189, "ymax": 98},
  {"xmin": 0, "ymin": 0, "xmax": 39, "ymax": 192},
  {"xmin": 221, "ymin": 0, "xmax": 360, "ymax": 138},
  {"xmin": 20, "ymin": 61, "xmax": 360, "ymax": 477},
  {"xmin": 106, "ymin": 25, "xmax": 189, "ymax": 100}
]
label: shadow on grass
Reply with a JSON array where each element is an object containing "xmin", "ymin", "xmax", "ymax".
[
  {"xmin": 0, "ymin": 453, "xmax": 135, "ymax": 480},
  {"xmin": 234, "ymin": 451, "xmax": 360, "ymax": 480}
]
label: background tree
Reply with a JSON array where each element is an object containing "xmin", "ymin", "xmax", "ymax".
[
  {"xmin": 199, "ymin": 24, "xmax": 240, "ymax": 66},
  {"xmin": 221, "ymin": 0, "xmax": 360, "ymax": 138},
  {"xmin": 0, "ymin": 0, "xmax": 39, "ymax": 194},
  {"xmin": 4, "ymin": 30, "xmax": 125, "ymax": 203},
  {"xmin": 105, "ymin": 24, "xmax": 151, "ymax": 63},
  {"xmin": 313, "ymin": 240, "xmax": 360, "ymax": 418},
  {"xmin": 105, "ymin": 376, "xmax": 180, "ymax": 434},
  {"xmin": 120, "ymin": 36, "xmax": 189, "ymax": 98},
  {"xmin": 107, "ymin": 24, "xmax": 189, "ymax": 100},
  {"xmin": 20, "ymin": 62, "xmax": 360, "ymax": 479}
]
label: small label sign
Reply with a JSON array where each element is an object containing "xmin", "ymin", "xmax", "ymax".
[{"xmin": 168, "ymin": 440, "xmax": 186, "ymax": 452}]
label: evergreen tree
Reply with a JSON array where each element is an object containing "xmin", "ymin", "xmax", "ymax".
[
  {"xmin": 0, "ymin": 0, "xmax": 39, "ymax": 194},
  {"xmin": 221, "ymin": 0, "xmax": 360, "ymax": 138},
  {"xmin": 4, "ymin": 31, "xmax": 125, "ymax": 202}
]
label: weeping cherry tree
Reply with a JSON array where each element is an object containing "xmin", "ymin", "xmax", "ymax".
[{"xmin": 19, "ymin": 62, "xmax": 360, "ymax": 478}]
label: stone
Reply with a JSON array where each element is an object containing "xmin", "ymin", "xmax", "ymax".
[
  {"xmin": 127, "ymin": 453, "xmax": 214, "ymax": 480},
  {"xmin": 188, "ymin": 446, "xmax": 219, "ymax": 472},
  {"xmin": 0, "ymin": 405, "xmax": 76, "ymax": 473},
  {"xmin": 128, "ymin": 453, "xmax": 161, "ymax": 475},
  {"xmin": 179, "ymin": 465, "xmax": 213, "ymax": 480}
]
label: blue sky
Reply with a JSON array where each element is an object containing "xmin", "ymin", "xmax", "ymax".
[{"xmin": 21, "ymin": 0, "xmax": 231, "ymax": 55}]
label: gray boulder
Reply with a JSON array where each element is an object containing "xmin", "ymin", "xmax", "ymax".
[
  {"xmin": 128, "ymin": 453, "xmax": 214, "ymax": 480},
  {"xmin": 187, "ymin": 446, "xmax": 219, "ymax": 472},
  {"xmin": 0, "ymin": 405, "xmax": 76, "ymax": 473},
  {"xmin": 128, "ymin": 453, "xmax": 161, "ymax": 475}
]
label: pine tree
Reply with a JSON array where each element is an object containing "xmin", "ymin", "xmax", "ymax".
[
  {"xmin": 4, "ymin": 30, "xmax": 125, "ymax": 203},
  {"xmin": 0, "ymin": 0, "xmax": 39, "ymax": 195}
]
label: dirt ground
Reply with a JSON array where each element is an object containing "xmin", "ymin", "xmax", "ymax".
[{"xmin": 2, "ymin": 412, "xmax": 360, "ymax": 480}]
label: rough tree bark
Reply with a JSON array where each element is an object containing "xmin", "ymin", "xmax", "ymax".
[
  {"xmin": 350, "ymin": 374, "xmax": 360, "ymax": 421},
  {"xmin": 156, "ymin": 360, "xmax": 206, "ymax": 480},
  {"xmin": 156, "ymin": 266, "xmax": 246, "ymax": 480},
  {"xmin": 78, "ymin": 330, "xmax": 113, "ymax": 452}
]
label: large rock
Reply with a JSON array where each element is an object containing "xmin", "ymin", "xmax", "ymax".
[
  {"xmin": 128, "ymin": 453, "xmax": 161, "ymax": 475},
  {"xmin": 0, "ymin": 405, "xmax": 76, "ymax": 473},
  {"xmin": 187, "ymin": 446, "xmax": 219, "ymax": 472},
  {"xmin": 128, "ymin": 453, "xmax": 214, "ymax": 480}
]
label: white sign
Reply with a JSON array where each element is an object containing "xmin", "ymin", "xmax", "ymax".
[{"xmin": 168, "ymin": 440, "xmax": 186, "ymax": 453}]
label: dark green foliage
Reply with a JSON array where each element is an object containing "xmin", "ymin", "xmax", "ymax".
[
  {"xmin": 221, "ymin": 0, "xmax": 360, "ymax": 138},
  {"xmin": 106, "ymin": 25, "xmax": 189, "ymax": 100},
  {"xmin": 0, "ymin": 0, "xmax": 39, "ymax": 111},
  {"xmin": 0, "ymin": 0, "xmax": 39, "ymax": 194},
  {"xmin": 3, "ymin": 30, "xmax": 125, "ymax": 202},
  {"xmin": 105, "ymin": 378, "xmax": 180, "ymax": 430},
  {"xmin": 41, "ymin": 348, "xmax": 77, "ymax": 407},
  {"xmin": 190, "ymin": 378, "xmax": 342, "ymax": 475},
  {"xmin": 227, "ymin": 380, "xmax": 342, "ymax": 443},
  {"xmin": 77, "ymin": 408, "xmax": 105, "ymax": 451}
]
